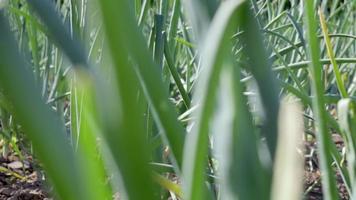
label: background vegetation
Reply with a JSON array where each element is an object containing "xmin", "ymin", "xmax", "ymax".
[{"xmin": 0, "ymin": 0, "xmax": 355, "ymax": 199}]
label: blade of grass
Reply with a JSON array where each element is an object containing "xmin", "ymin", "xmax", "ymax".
[
  {"xmin": 5, "ymin": 2, "xmax": 120, "ymax": 199},
  {"xmin": 272, "ymin": 58, "xmax": 356, "ymax": 72},
  {"xmin": 164, "ymin": 36, "xmax": 191, "ymax": 109},
  {"xmin": 26, "ymin": 0, "xmax": 87, "ymax": 67},
  {"xmin": 286, "ymin": 12, "xmax": 306, "ymax": 50},
  {"xmin": 153, "ymin": 172, "xmax": 183, "ymax": 198},
  {"xmin": 304, "ymin": 1, "xmax": 339, "ymax": 199},
  {"xmin": 239, "ymin": 2, "xmax": 280, "ymax": 161},
  {"xmin": 216, "ymin": 59, "xmax": 269, "ymax": 200},
  {"xmin": 70, "ymin": 72, "xmax": 112, "ymax": 200},
  {"xmin": 168, "ymin": 0, "xmax": 180, "ymax": 42},
  {"xmin": 319, "ymin": 8, "xmax": 348, "ymax": 98},
  {"xmin": 182, "ymin": 1, "xmax": 244, "ymax": 199},
  {"xmin": 138, "ymin": 0, "xmax": 148, "ymax": 26},
  {"xmin": 269, "ymin": 33, "xmax": 356, "ymax": 61},
  {"xmin": 262, "ymin": 29, "xmax": 304, "ymax": 59},
  {"xmin": 0, "ymin": 12, "xmax": 86, "ymax": 200},
  {"xmin": 241, "ymin": 58, "xmax": 356, "ymax": 84},
  {"xmin": 154, "ymin": 14, "xmax": 165, "ymax": 70},
  {"xmin": 97, "ymin": 0, "xmax": 185, "ymax": 171},
  {"xmin": 95, "ymin": 1, "xmax": 158, "ymax": 199}
]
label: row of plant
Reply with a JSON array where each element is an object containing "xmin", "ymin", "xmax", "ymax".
[{"xmin": 0, "ymin": 0, "xmax": 355, "ymax": 199}]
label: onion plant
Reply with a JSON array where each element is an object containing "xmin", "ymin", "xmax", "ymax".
[{"xmin": 0, "ymin": 0, "xmax": 355, "ymax": 199}]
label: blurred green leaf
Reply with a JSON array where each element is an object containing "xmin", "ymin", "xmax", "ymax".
[
  {"xmin": 182, "ymin": 1, "xmax": 245, "ymax": 199},
  {"xmin": 238, "ymin": 2, "xmax": 280, "ymax": 161},
  {"xmin": 26, "ymin": 0, "xmax": 88, "ymax": 67},
  {"xmin": 97, "ymin": 0, "xmax": 185, "ymax": 172},
  {"xmin": 70, "ymin": 73, "xmax": 112, "ymax": 200},
  {"xmin": 0, "ymin": 12, "xmax": 86, "ymax": 200},
  {"xmin": 304, "ymin": 1, "xmax": 339, "ymax": 199}
]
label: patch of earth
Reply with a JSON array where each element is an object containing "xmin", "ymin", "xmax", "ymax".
[
  {"xmin": 304, "ymin": 133, "xmax": 349, "ymax": 200},
  {"xmin": 0, "ymin": 155, "xmax": 50, "ymax": 200}
]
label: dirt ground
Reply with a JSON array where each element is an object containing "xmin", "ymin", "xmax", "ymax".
[
  {"xmin": 0, "ymin": 155, "xmax": 50, "ymax": 200},
  {"xmin": 0, "ymin": 134, "xmax": 350, "ymax": 200},
  {"xmin": 304, "ymin": 134, "xmax": 349, "ymax": 200}
]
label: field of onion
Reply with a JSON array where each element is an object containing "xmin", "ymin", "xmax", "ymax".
[{"xmin": 0, "ymin": 0, "xmax": 355, "ymax": 199}]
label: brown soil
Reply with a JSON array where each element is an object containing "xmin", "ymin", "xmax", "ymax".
[
  {"xmin": 304, "ymin": 134, "xmax": 349, "ymax": 200},
  {"xmin": 0, "ymin": 133, "xmax": 351, "ymax": 200},
  {"xmin": 0, "ymin": 155, "xmax": 50, "ymax": 200}
]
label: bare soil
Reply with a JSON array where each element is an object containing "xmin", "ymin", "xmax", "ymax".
[
  {"xmin": 0, "ymin": 155, "xmax": 50, "ymax": 200},
  {"xmin": 0, "ymin": 133, "xmax": 351, "ymax": 200}
]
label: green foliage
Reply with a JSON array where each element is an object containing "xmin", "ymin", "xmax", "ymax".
[{"xmin": 0, "ymin": 0, "xmax": 355, "ymax": 199}]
